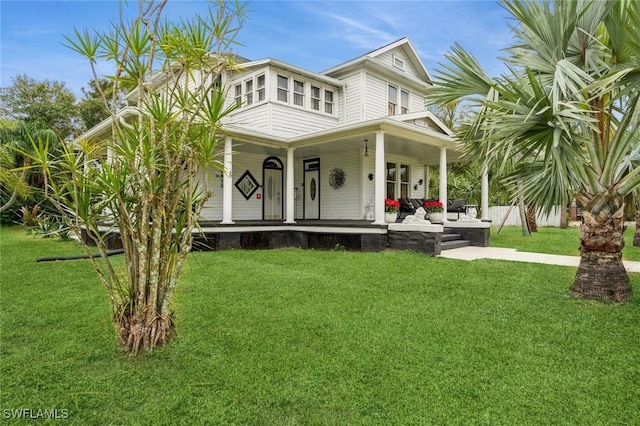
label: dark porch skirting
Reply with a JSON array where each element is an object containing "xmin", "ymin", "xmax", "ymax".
[{"xmin": 82, "ymin": 220, "xmax": 490, "ymax": 256}]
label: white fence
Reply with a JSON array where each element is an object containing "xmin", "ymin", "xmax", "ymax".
[{"xmin": 486, "ymin": 205, "xmax": 564, "ymax": 227}]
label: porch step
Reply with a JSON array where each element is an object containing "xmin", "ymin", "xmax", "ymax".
[
  {"xmin": 441, "ymin": 233, "xmax": 463, "ymax": 242},
  {"xmin": 440, "ymin": 228, "xmax": 470, "ymax": 250},
  {"xmin": 441, "ymin": 239, "xmax": 471, "ymax": 250}
]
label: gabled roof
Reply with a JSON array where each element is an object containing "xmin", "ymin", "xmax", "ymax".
[{"xmin": 322, "ymin": 37, "xmax": 432, "ymax": 83}]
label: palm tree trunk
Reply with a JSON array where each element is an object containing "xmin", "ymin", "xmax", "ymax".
[
  {"xmin": 571, "ymin": 210, "xmax": 631, "ymax": 302},
  {"xmin": 526, "ymin": 203, "xmax": 537, "ymax": 232},
  {"xmin": 518, "ymin": 199, "xmax": 531, "ymax": 236}
]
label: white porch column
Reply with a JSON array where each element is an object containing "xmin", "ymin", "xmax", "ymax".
[
  {"xmin": 481, "ymin": 164, "xmax": 489, "ymax": 221},
  {"xmin": 373, "ymin": 130, "xmax": 386, "ymax": 224},
  {"xmin": 439, "ymin": 147, "xmax": 448, "ymax": 223},
  {"xmin": 285, "ymin": 147, "xmax": 296, "ymax": 224},
  {"xmin": 221, "ymin": 136, "xmax": 234, "ymax": 224},
  {"xmin": 424, "ymin": 165, "xmax": 430, "ymax": 198}
]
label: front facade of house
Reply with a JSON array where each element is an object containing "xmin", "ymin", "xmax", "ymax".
[
  {"xmin": 208, "ymin": 37, "xmax": 472, "ymax": 226},
  {"xmin": 79, "ymin": 37, "xmax": 491, "ymax": 254}
]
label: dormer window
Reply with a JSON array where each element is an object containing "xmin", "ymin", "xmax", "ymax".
[{"xmin": 392, "ymin": 54, "xmax": 405, "ymax": 70}]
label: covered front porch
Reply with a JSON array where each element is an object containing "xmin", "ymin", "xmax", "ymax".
[{"xmin": 216, "ymin": 114, "xmax": 492, "ymax": 226}]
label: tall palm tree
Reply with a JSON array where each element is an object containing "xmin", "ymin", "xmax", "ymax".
[{"xmin": 428, "ymin": 0, "xmax": 640, "ymax": 301}]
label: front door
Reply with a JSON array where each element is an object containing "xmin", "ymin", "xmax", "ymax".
[
  {"xmin": 304, "ymin": 159, "xmax": 320, "ymax": 219},
  {"xmin": 263, "ymin": 157, "xmax": 283, "ymax": 220}
]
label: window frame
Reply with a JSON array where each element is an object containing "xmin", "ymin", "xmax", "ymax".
[
  {"xmin": 400, "ymin": 89, "xmax": 409, "ymax": 114},
  {"xmin": 293, "ymin": 80, "xmax": 305, "ymax": 107},
  {"xmin": 388, "ymin": 85, "xmax": 397, "ymax": 116},
  {"xmin": 324, "ymin": 89, "xmax": 334, "ymax": 114},
  {"xmin": 277, "ymin": 75, "xmax": 289, "ymax": 103},
  {"xmin": 392, "ymin": 54, "xmax": 405, "ymax": 70},
  {"xmin": 256, "ymin": 74, "xmax": 266, "ymax": 102}
]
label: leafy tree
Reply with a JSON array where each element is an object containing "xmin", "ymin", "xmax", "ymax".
[
  {"xmin": 25, "ymin": 0, "xmax": 245, "ymax": 354},
  {"xmin": 0, "ymin": 119, "xmax": 57, "ymax": 214},
  {"xmin": 428, "ymin": 0, "xmax": 640, "ymax": 302},
  {"xmin": 0, "ymin": 75, "xmax": 78, "ymax": 139},
  {"xmin": 77, "ymin": 78, "xmax": 127, "ymax": 131}
]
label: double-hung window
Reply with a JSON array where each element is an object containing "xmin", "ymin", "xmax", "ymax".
[
  {"xmin": 388, "ymin": 85, "xmax": 397, "ymax": 115},
  {"xmin": 234, "ymin": 84, "xmax": 242, "ymax": 107},
  {"xmin": 311, "ymin": 86, "xmax": 321, "ymax": 111},
  {"xmin": 386, "ymin": 162, "xmax": 396, "ymax": 199},
  {"xmin": 245, "ymin": 80, "xmax": 253, "ymax": 106},
  {"xmin": 400, "ymin": 164, "xmax": 410, "ymax": 198},
  {"xmin": 400, "ymin": 90, "xmax": 409, "ymax": 114},
  {"xmin": 324, "ymin": 90, "xmax": 334, "ymax": 114},
  {"xmin": 277, "ymin": 75, "xmax": 289, "ymax": 102},
  {"xmin": 294, "ymin": 80, "xmax": 305, "ymax": 106},
  {"xmin": 257, "ymin": 74, "xmax": 265, "ymax": 101}
]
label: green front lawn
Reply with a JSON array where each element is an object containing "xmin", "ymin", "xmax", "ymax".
[
  {"xmin": 1, "ymin": 226, "xmax": 639, "ymax": 424},
  {"xmin": 491, "ymin": 225, "xmax": 640, "ymax": 261}
]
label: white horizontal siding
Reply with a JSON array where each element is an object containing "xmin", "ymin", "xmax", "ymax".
[
  {"xmin": 410, "ymin": 92, "xmax": 426, "ymax": 113},
  {"xmin": 342, "ymin": 72, "xmax": 363, "ymax": 125},
  {"xmin": 373, "ymin": 48, "xmax": 421, "ymax": 81},
  {"xmin": 320, "ymin": 151, "xmax": 362, "ymax": 219},
  {"xmin": 364, "ymin": 72, "xmax": 387, "ymax": 120},
  {"xmin": 270, "ymin": 104, "xmax": 338, "ymax": 138},
  {"xmin": 202, "ymin": 152, "xmax": 291, "ymax": 221},
  {"xmin": 225, "ymin": 106, "xmax": 271, "ymax": 133}
]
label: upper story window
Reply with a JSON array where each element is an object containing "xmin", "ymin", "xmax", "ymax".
[
  {"xmin": 388, "ymin": 84, "xmax": 410, "ymax": 116},
  {"xmin": 401, "ymin": 90, "xmax": 409, "ymax": 114},
  {"xmin": 234, "ymin": 84, "xmax": 242, "ymax": 107},
  {"xmin": 294, "ymin": 80, "xmax": 305, "ymax": 107},
  {"xmin": 277, "ymin": 75, "xmax": 289, "ymax": 102},
  {"xmin": 311, "ymin": 86, "xmax": 321, "ymax": 111},
  {"xmin": 232, "ymin": 73, "xmax": 266, "ymax": 109},
  {"xmin": 245, "ymin": 79, "xmax": 253, "ymax": 106},
  {"xmin": 388, "ymin": 85, "xmax": 397, "ymax": 115},
  {"xmin": 273, "ymin": 73, "xmax": 334, "ymax": 116},
  {"xmin": 257, "ymin": 74, "xmax": 265, "ymax": 101},
  {"xmin": 324, "ymin": 90, "xmax": 334, "ymax": 114},
  {"xmin": 392, "ymin": 54, "xmax": 405, "ymax": 70}
]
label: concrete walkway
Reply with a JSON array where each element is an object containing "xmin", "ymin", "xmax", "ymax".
[{"xmin": 438, "ymin": 246, "xmax": 640, "ymax": 274}]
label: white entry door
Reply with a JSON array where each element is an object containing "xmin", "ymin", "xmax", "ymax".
[
  {"xmin": 263, "ymin": 158, "xmax": 283, "ymax": 220},
  {"xmin": 304, "ymin": 159, "xmax": 320, "ymax": 219}
]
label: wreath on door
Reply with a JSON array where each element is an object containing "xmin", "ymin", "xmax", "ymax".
[{"xmin": 328, "ymin": 167, "xmax": 346, "ymax": 189}]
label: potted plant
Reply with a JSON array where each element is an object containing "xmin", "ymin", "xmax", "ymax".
[
  {"xmin": 423, "ymin": 200, "xmax": 444, "ymax": 223},
  {"xmin": 384, "ymin": 198, "xmax": 400, "ymax": 223}
]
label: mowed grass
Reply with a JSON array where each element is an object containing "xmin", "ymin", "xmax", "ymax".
[
  {"xmin": 491, "ymin": 225, "xmax": 640, "ymax": 261},
  {"xmin": 1, "ymin": 226, "xmax": 639, "ymax": 424}
]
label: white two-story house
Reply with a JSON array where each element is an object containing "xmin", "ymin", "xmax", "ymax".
[{"xmin": 78, "ymin": 37, "xmax": 491, "ymax": 253}]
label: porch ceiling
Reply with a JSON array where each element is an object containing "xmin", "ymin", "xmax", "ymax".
[{"xmin": 228, "ymin": 121, "xmax": 464, "ymax": 165}]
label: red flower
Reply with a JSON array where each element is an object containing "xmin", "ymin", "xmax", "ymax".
[
  {"xmin": 423, "ymin": 200, "xmax": 444, "ymax": 213},
  {"xmin": 384, "ymin": 198, "xmax": 400, "ymax": 213}
]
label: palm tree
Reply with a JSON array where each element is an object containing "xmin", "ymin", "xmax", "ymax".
[
  {"xmin": 0, "ymin": 119, "xmax": 56, "ymax": 213},
  {"xmin": 428, "ymin": 0, "xmax": 640, "ymax": 302}
]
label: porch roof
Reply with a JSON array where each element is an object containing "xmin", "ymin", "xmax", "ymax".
[{"xmin": 224, "ymin": 116, "xmax": 464, "ymax": 165}]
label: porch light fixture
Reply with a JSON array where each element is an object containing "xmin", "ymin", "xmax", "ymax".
[{"xmin": 364, "ymin": 139, "xmax": 369, "ymax": 157}]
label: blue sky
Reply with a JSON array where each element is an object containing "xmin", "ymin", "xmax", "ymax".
[{"xmin": 1, "ymin": 0, "xmax": 512, "ymax": 97}]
